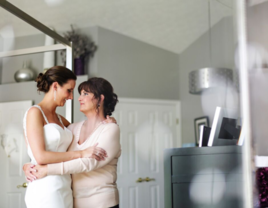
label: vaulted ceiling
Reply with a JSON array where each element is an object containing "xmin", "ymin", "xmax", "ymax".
[{"xmin": 0, "ymin": 0, "xmax": 233, "ymax": 54}]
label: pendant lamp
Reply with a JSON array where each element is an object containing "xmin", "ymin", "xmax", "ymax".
[{"xmin": 189, "ymin": 0, "xmax": 233, "ymax": 94}]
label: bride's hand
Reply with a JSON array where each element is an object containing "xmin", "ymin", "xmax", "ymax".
[
  {"xmin": 82, "ymin": 143, "xmax": 107, "ymax": 161},
  {"xmin": 102, "ymin": 115, "xmax": 117, "ymax": 124},
  {"xmin": 23, "ymin": 163, "xmax": 37, "ymax": 182},
  {"xmin": 32, "ymin": 165, "xmax": 48, "ymax": 179}
]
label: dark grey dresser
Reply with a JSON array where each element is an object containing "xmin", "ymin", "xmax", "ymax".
[{"xmin": 164, "ymin": 146, "xmax": 243, "ymax": 208}]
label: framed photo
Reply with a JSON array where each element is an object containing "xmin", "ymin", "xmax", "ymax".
[{"xmin": 194, "ymin": 116, "xmax": 209, "ymax": 146}]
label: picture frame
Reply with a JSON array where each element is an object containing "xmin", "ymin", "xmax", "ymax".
[{"xmin": 194, "ymin": 116, "xmax": 209, "ymax": 146}]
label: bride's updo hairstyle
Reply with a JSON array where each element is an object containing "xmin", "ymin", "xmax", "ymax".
[
  {"xmin": 78, "ymin": 77, "xmax": 118, "ymax": 117},
  {"xmin": 35, "ymin": 66, "xmax": 77, "ymax": 93}
]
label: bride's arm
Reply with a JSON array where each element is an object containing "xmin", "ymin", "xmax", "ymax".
[{"xmin": 26, "ymin": 108, "xmax": 106, "ymax": 165}]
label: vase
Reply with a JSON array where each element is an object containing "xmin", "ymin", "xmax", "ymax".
[
  {"xmin": 74, "ymin": 57, "xmax": 85, "ymax": 75},
  {"xmin": 14, "ymin": 62, "xmax": 35, "ymax": 82}
]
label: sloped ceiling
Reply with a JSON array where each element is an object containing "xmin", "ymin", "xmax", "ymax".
[{"xmin": 0, "ymin": 0, "xmax": 233, "ymax": 54}]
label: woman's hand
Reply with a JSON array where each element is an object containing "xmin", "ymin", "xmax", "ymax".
[
  {"xmin": 103, "ymin": 115, "xmax": 117, "ymax": 124},
  {"xmin": 32, "ymin": 165, "xmax": 48, "ymax": 180},
  {"xmin": 82, "ymin": 143, "xmax": 107, "ymax": 161},
  {"xmin": 23, "ymin": 163, "xmax": 37, "ymax": 182}
]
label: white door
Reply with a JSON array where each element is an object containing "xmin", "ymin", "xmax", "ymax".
[
  {"xmin": 0, "ymin": 100, "xmax": 32, "ymax": 208},
  {"xmin": 114, "ymin": 98, "xmax": 181, "ymax": 208}
]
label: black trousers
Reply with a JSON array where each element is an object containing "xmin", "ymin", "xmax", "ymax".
[{"xmin": 110, "ymin": 205, "xmax": 119, "ymax": 208}]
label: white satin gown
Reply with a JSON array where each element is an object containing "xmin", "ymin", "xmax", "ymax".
[{"xmin": 23, "ymin": 105, "xmax": 73, "ymax": 208}]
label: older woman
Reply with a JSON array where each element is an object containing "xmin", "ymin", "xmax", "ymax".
[{"xmin": 27, "ymin": 77, "xmax": 121, "ymax": 208}]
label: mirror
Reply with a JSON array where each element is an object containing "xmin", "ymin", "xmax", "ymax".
[{"xmin": 0, "ymin": 1, "xmax": 240, "ymax": 208}]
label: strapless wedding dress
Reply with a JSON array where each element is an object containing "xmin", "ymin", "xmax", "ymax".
[{"xmin": 23, "ymin": 105, "xmax": 73, "ymax": 208}]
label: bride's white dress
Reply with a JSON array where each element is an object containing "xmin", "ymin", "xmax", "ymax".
[{"xmin": 23, "ymin": 105, "xmax": 73, "ymax": 208}]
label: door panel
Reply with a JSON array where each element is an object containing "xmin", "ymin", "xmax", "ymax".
[
  {"xmin": 114, "ymin": 98, "xmax": 181, "ymax": 208},
  {"xmin": 0, "ymin": 100, "xmax": 32, "ymax": 208}
]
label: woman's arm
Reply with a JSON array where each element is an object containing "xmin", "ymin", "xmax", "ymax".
[
  {"xmin": 33, "ymin": 123, "xmax": 120, "ymax": 177},
  {"xmin": 23, "ymin": 142, "xmax": 106, "ymax": 181},
  {"xmin": 26, "ymin": 108, "xmax": 106, "ymax": 165}
]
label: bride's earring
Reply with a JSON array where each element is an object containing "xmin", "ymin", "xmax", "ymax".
[{"xmin": 54, "ymin": 90, "xmax": 57, "ymax": 101}]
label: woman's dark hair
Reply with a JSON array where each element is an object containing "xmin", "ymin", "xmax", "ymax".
[
  {"xmin": 78, "ymin": 77, "xmax": 118, "ymax": 117},
  {"xmin": 35, "ymin": 66, "xmax": 77, "ymax": 93}
]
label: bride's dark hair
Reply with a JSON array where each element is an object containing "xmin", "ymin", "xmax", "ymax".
[{"xmin": 35, "ymin": 66, "xmax": 77, "ymax": 93}]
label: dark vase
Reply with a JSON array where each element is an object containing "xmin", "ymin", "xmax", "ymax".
[{"xmin": 74, "ymin": 57, "xmax": 85, "ymax": 75}]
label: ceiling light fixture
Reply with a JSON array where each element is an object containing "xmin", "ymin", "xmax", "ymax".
[{"xmin": 189, "ymin": 0, "xmax": 233, "ymax": 94}]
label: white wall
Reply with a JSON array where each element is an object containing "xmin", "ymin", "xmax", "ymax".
[{"xmin": 95, "ymin": 27, "xmax": 180, "ymax": 100}]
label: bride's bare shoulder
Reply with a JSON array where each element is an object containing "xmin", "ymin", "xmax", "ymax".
[
  {"xmin": 25, "ymin": 107, "xmax": 44, "ymax": 124},
  {"xmin": 27, "ymin": 106, "xmax": 42, "ymax": 117}
]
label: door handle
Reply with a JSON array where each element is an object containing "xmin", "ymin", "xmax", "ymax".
[
  {"xmin": 17, "ymin": 182, "xmax": 28, "ymax": 188},
  {"xmin": 144, "ymin": 177, "xmax": 155, "ymax": 182},
  {"xmin": 136, "ymin": 177, "xmax": 143, "ymax": 183},
  {"xmin": 136, "ymin": 177, "xmax": 155, "ymax": 183}
]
